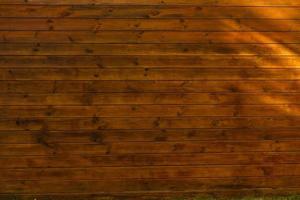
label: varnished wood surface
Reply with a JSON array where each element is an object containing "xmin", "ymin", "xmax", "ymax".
[
  {"xmin": 2, "ymin": 0, "xmax": 300, "ymax": 6},
  {"xmin": 1, "ymin": 0, "xmax": 300, "ymax": 199}
]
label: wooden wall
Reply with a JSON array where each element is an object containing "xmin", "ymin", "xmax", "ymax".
[{"xmin": 1, "ymin": 0, "xmax": 300, "ymax": 199}]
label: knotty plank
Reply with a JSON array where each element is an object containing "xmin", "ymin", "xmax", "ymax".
[
  {"xmin": 1, "ymin": 128, "xmax": 300, "ymax": 144},
  {"xmin": 2, "ymin": 177, "xmax": 300, "ymax": 193},
  {"xmin": 2, "ymin": 117, "xmax": 300, "ymax": 130},
  {"xmin": 2, "ymin": 5, "xmax": 300, "ymax": 19},
  {"xmin": 3, "ymin": 68, "xmax": 300, "ymax": 81},
  {"xmin": 3, "ymin": 31, "xmax": 300, "ymax": 43},
  {"xmin": 0, "ymin": 192, "xmax": 292, "ymax": 200},
  {"xmin": 1, "ymin": 140, "xmax": 300, "ymax": 156},
  {"xmin": 3, "ymin": 164, "xmax": 300, "ymax": 180},
  {"xmin": 1, "ymin": 80, "xmax": 300, "ymax": 93},
  {"xmin": 3, "ymin": 19, "xmax": 300, "ymax": 32},
  {"xmin": 1, "ymin": 93, "xmax": 300, "ymax": 105},
  {"xmin": 1, "ymin": 152, "xmax": 299, "ymax": 168},
  {"xmin": 1, "ymin": 105, "xmax": 300, "ymax": 118},
  {"xmin": 2, "ymin": 55, "xmax": 300, "ymax": 68},
  {"xmin": 1, "ymin": 43, "xmax": 300, "ymax": 55},
  {"xmin": 1, "ymin": 0, "xmax": 300, "ymax": 6}
]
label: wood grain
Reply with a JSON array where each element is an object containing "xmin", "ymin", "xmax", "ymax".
[
  {"xmin": 2, "ymin": 105, "xmax": 300, "ymax": 117},
  {"xmin": 1, "ymin": 0, "xmax": 300, "ymax": 198},
  {"xmin": 2, "ymin": 80, "xmax": 300, "ymax": 93},
  {"xmin": 2, "ymin": 19, "xmax": 300, "ymax": 32},
  {"xmin": 1, "ymin": 0, "xmax": 300, "ymax": 6},
  {"xmin": 2, "ymin": 31, "xmax": 300, "ymax": 43},
  {"xmin": 2, "ymin": 43, "xmax": 300, "ymax": 56},
  {"xmin": 2, "ymin": 55, "xmax": 300, "ymax": 68},
  {"xmin": 2, "ymin": 5, "xmax": 300, "ymax": 19},
  {"xmin": 1, "ymin": 93, "xmax": 300, "ymax": 105}
]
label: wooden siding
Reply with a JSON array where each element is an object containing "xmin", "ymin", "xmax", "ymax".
[{"xmin": 1, "ymin": 0, "xmax": 300, "ymax": 199}]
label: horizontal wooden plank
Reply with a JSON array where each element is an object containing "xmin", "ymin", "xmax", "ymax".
[
  {"xmin": 2, "ymin": 31, "xmax": 300, "ymax": 44},
  {"xmin": 3, "ymin": 68, "xmax": 300, "ymax": 81},
  {"xmin": 2, "ymin": 55, "xmax": 300, "ymax": 68},
  {"xmin": 10, "ymin": 191, "xmax": 300, "ymax": 200},
  {"xmin": 3, "ymin": 164, "xmax": 300, "ymax": 180},
  {"xmin": 1, "ymin": 105, "xmax": 300, "ymax": 118},
  {"xmin": 1, "ymin": 80, "xmax": 300, "ymax": 93},
  {"xmin": 3, "ymin": 19, "xmax": 300, "ymax": 32},
  {"xmin": 1, "ymin": 177, "xmax": 300, "ymax": 193},
  {"xmin": 1, "ymin": 5, "xmax": 300, "ymax": 19},
  {"xmin": 2, "ymin": 190, "xmax": 300, "ymax": 200},
  {"xmin": 2, "ymin": 128, "xmax": 300, "ymax": 144},
  {"xmin": 0, "ymin": 93, "xmax": 299, "ymax": 105},
  {"xmin": 1, "ymin": 43, "xmax": 298, "ymax": 55},
  {"xmin": 2, "ymin": 117, "xmax": 300, "ymax": 130},
  {"xmin": 0, "ymin": 140, "xmax": 300, "ymax": 155},
  {"xmin": 1, "ymin": 0, "xmax": 300, "ymax": 6},
  {"xmin": 1, "ymin": 152, "xmax": 300, "ymax": 168},
  {"xmin": 3, "ymin": 92, "xmax": 300, "ymax": 105}
]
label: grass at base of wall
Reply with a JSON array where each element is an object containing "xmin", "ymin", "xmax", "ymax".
[{"xmin": 172, "ymin": 196, "xmax": 300, "ymax": 200}]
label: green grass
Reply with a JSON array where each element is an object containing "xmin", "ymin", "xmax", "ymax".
[{"xmin": 171, "ymin": 196, "xmax": 300, "ymax": 200}]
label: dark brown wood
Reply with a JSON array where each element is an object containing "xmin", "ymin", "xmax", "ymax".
[
  {"xmin": 1, "ymin": 140, "xmax": 300, "ymax": 156},
  {"xmin": 2, "ymin": 177, "xmax": 300, "ymax": 193},
  {"xmin": 2, "ymin": 152, "xmax": 300, "ymax": 168}
]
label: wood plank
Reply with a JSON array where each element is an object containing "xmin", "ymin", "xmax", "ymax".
[
  {"xmin": 1, "ymin": 43, "xmax": 299, "ymax": 55},
  {"xmin": 3, "ymin": 19, "xmax": 300, "ymax": 32},
  {"xmin": 1, "ymin": 152, "xmax": 300, "ymax": 168},
  {"xmin": 2, "ymin": 117, "xmax": 300, "ymax": 130},
  {"xmin": 1, "ymin": 140, "xmax": 300, "ymax": 156},
  {"xmin": 0, "ymin": 93, "xmax": 300, "ymax": 105},
  {"xmin": 1, "ymin": 105, "xmax": 300, "ymax": 118},
  {"xmin": 3, "ymin": 68, "xmax": 300, "ymax": 81},
  {"xmin": 2, "ymin": 5, "xmax": 300, "ymax": 19},
  {"xmin": 1, "ymin": 128, "xmax": 300, "ymax": 144},
  {"xmin": 1, "ymin": 177, "xmax": 300, "ymax": 193},
  {"xmin": 109, "ymin": 141, "xmax": 300, "ymax": 154},
  {"xmin": 3, "ymin": 164, "xmax": 300, "ymax": 180},
  {"xmin": 1, "ymin": 0, "xmax": 300, "ymax": 6},
  {"xmin": 0, "ymin": 191, "xmax": 297, "ymax": 200},
  {"xmin": 3, "ymin": 31, "xmax": 300, "ymax": 43},
  {"xmin": 2, "ymin": 55, "xmax": 300, "ymax": 68},
  {"xmin": 1, "ymin": 80, "xmax": 300, "ymax": 93}
]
